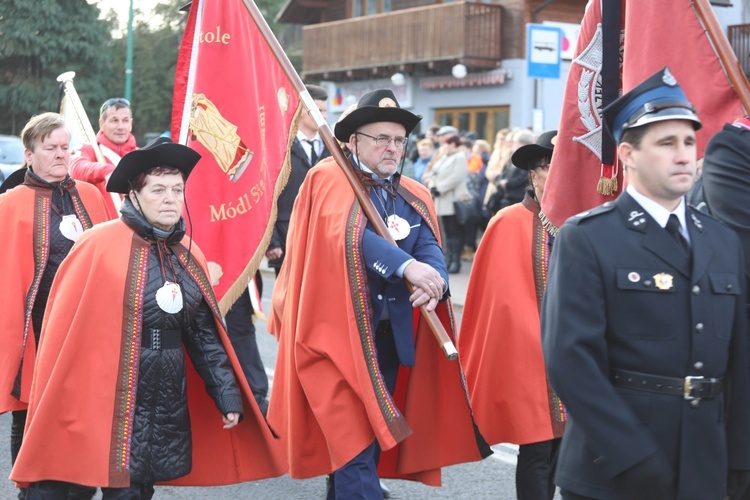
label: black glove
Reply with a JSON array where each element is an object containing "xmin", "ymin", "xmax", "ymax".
[
  {"xmin": 728, "ymin": 470, "xmax": 750, "ymax": 499},
  {"xmin": 430, "ymin": 186, "xmax": 440, "ymax": 198},
  {"xmin": 612, "ymin": 451, "xmax": 676, "ymax": 500}
]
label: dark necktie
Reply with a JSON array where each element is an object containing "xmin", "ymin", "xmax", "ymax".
[
  {"xmin": 666, "ymin": 214, "xmax": 690, "ymax": 257},
  {"xmin": 305, "ymin": 139, "xmax": 318, "ymax": 165}
]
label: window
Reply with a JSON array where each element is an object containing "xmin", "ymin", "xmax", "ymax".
[
  {"xmin": 434, "ymin": 106, "xmax": 510, "ymax": 140},
  {"xmin": 352, "ymin": 0, "xmax": 391, "ymax": 16}
]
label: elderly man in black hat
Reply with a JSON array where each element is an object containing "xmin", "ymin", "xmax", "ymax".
[
  {"xmin": 267, "ymin": 89, "xmax": 490, "ymax": 499},
  {"xmin": 541, "ymin": 67, "xmax": 750, "ymax": 499},
  {"xmin": 12, "ymin": 139, "xmax": 286, "ymax": 498}
]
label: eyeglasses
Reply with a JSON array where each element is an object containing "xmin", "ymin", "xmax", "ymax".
[
  {"xmin": 356, "ymin": 132, "xmax": 407, "ymax": 148},
  {"xmin": 100, "ymin": 97, "xmax": 131, "ymax": 115}
]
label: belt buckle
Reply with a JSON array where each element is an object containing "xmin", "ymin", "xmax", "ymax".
[
  {"xmin": 151, "ymin": 329, "xmax": 162, "ymax": 350},
  {"xmin": 683, "ymin": 375, "xmax": 704, "ymax": 400}
]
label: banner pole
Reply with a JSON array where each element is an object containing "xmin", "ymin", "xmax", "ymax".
[{"xmin": 236, "ymin": 0, "xmax": 458, "ymax": 360}]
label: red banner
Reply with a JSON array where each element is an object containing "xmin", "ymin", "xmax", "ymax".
[
  {"xmin": 541, "ymin": 0, "xmax": 746, "ymax": 230},
  {"xmin": 172, "ymin": 0, "xmax": 300, "ymax": 312}
]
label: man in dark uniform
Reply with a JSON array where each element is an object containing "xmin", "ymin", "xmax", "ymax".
[
  {"xmin": 265, "ymin": 84, "xmax": 330, "ymax": 275},
  {"xmin": 541, "ymin": 67, "xmax": 750, "ymax": 500}
]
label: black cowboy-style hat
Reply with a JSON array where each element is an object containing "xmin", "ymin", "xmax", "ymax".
[
  {"xmin": 602, "ymin": 66, "xmax": 701, "ymax": 144},
  {"xmin": 334, "ymin": 89, "xmax": 422, "ymax": 142},
  {"xmin": 107, "ymin": 137, "xmax": 201, "ymax": 194},
  {"xmin": 0, "ymin": 167, "xmax": 27, "ymax": 194},
  {"xmin": 511, "ymin": 130, "xmax": 558, "ymax": 171}
]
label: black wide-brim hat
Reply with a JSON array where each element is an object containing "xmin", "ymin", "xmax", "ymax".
[
  {"xmin": 0, "ymin": 167, "xmax": 27, "ymax": 194},
  {"xmin": 334, "ymin": 89, "xmax": 422, "ymax": 142},
  {"xmin": 511, "ymin": 130, "xmax": 558, "ymax": 171},
  {"xmin": 107, "ymin": 137, "xmax": 201, "ymax": 194}
]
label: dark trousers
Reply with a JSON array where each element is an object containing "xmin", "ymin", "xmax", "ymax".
[
  {"xmin": 326, "ymin": 322, "xmax": 399, "ymax": 499},
  {"xmin": 516, "ymin": 438, "xmax": 561, "ymax": 500},
  {"xmin": 225, "ymin": 286, "xmax": 269, "ymax": 415},
  {"xmin": 441, "ymin": 214, "xmax": 464, "ymax": 268},
  {"xmin": 10, "ymin": 410, "xmax": 26, "ymax": 465},
  {"xmin": 26, "ymin": 480, "xmax": 136, "ymax": 500}
]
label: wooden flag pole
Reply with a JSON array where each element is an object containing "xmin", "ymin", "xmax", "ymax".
[
  {"xmin": 693, "ymin": 0, "xmax": 750, "ymax": 113},
  {"xmin": 238, "ymin": 0, "xmax": 458, "ymax": 360}
]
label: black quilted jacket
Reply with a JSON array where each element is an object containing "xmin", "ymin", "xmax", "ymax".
[{"xmin": 121, "ymin": 199, "xmax": 243, "ymax": 483}]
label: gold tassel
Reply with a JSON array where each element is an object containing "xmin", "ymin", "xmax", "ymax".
[{"xmin": 597, "ymin": 176, "xmax": 617, "ymax": 196}]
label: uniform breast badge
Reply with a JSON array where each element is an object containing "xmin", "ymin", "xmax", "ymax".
[{"xmin": 653, "ymin": 273, "xmax": 674, "ymax": 291}]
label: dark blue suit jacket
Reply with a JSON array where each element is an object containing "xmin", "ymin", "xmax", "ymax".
[{"xmin": 361, "ymin": 185, "xmax": 448, "ymax": 367}]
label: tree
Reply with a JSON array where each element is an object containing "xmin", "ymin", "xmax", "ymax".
[
  {"xmin": 0, "ymin": 0, "xmax": 114, "ymax": 135},
  {"xmin": 107, "ymin": 1, "xmax": 186, "ymax": 143}
]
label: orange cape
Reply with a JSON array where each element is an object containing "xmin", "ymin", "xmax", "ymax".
[
  {"xmin": 458, "ymin": 200, "xmax": 565, "ymax": 445},
  {"xmin": 267, "ymin": 158, "xmax": 490, "ymax": 486},
  {"xmin": 11, "ymin": 219, "xmax": 286, "ymax": 487},
  {"xmin": 0, "ymin": 182, "xmax": 109, "ymax": 414}
]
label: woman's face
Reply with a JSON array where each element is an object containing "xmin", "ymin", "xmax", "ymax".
[
  {"xmin": 133, "ymin": 172, "xmax": 185, "ymax": 231},
  {"xmin": 418, "ymin": 144, "xmax": 433, "ymax": 159}
]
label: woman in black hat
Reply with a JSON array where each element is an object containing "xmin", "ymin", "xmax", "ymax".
[
  {"xmin": 460, "ymin": 130, "xmax": 564, "ymax": 500},
  {"xmin": 14, "ymin": 139, "xmax": 285, "ymax": 498}
]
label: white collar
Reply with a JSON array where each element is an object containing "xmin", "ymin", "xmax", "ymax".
[
  {"xmin": 626, "ymin": 185, "xmax": 690, "ymax": 241},
  {"xmin": 297, "ymin": 130, "xmax": 320, "ymax": 142}
]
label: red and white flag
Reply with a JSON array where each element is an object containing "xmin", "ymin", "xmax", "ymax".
[
  {"xmin": 172, "ymin": 0, "xmax": 300, "ymax": 313},
  {"xmin": 541, "ymin": 0, "xmax": 747, "ymax": 231}
]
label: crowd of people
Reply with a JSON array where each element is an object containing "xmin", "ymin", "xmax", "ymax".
[
  {"xmin": 4, "ymin": 66, "xmax": 750, "ymax": 500},
  {"xmin": 401, "ymin": 123, "xmax": 555, "ymax": 274}
]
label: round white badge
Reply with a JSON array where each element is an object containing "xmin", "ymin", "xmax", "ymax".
[
  {"xmin": 386, "ymin": 214, "xmax": 410, "ymax": 241},
  {"xmin": 156, "ymin": 281, "xmax": 183, "ymax": 314},
  {"xmin": 59, "ymin": 214, "xmax": 84, "ymax": 242}
]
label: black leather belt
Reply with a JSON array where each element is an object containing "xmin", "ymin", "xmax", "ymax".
[
  {"xmin": 141, "ymin": 328, "xmax": 182, "ymax": 350},
  {"xmin": 610, "ymin": 368, "xmax": 723, "ymax": 400}
]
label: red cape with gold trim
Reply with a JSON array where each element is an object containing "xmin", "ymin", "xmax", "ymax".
[
  {"xmin": 11, "ymin": 219, "xmax": 286, "ymax": 488},
  {"xmin": 0, "ymin": 181, "xmax": 109, "ymax": 414},
  {"xmin": 267, "ymin": 158, "xmax": 490, "ymax": 486},
  {"xmin": 458, "ymin": 201, "xmax": 565, "ymax": 445}
]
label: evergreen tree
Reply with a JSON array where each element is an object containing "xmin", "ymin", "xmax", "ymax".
[{"xmin": 0, "ymin": 0, "xmax": 114, "ymax": 135}]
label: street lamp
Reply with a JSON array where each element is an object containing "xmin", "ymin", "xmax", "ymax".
[{"xmin": 452, "ymin": 64, "xmax": 467, "ymax": 79}]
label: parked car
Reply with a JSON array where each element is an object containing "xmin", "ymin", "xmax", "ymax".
[{"xmin": 0, "ymin": 135, "xmax": 24, "ymax": 182}]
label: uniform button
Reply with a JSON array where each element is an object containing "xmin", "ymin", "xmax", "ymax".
[
  {"xmin": 690, "ymin": 400, "xmax": 700, "ymax": 409},
  {"xmin": 692, "ymin": 285, "xmax": 701, "ymax": 295},
  {"xmin": 693, "ymin": 361, "xmax": 704, "ymax": 371},
  {"xmin": 643, "ymin": 280, "xmax": 653, "ymax": 287},
  {"xmin": 727, "ymin": 283, "xmax": 733, "ymax": 291},
  {"xmin": 377, "ymin": 294, "xmax": 383, "ymax": 300},
  {"xmin": 695, "ymin": 323, "xmax": 704, "ymax": 333}
]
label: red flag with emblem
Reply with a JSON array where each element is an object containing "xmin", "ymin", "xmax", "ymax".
[
  {"xmin": 541, "ymin": 0, "xmax": 747, "ymax": 231},
  {"xmin": 172, "ymin": 0, "xmax": 300, "ymax": 313}
]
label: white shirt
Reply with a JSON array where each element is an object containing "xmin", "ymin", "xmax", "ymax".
[
  {"xmin": 297, "ymin": 131, "xmax": 321, "ymax": 162},
  {"xmin": 626, "ymin": 185, "xmax": 691, "ymax": 245}
]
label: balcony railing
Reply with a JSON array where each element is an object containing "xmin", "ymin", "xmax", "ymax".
[
  {"xmin": 302, "ymin": 1, "xmax": 503, "ymax": 79},
  {"xmin": 728, "ymin": 24, "xmax": 750, "ymax": 78}
]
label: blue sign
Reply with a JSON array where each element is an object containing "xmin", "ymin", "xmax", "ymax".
[{"xmin": 527, "ymin": 24, "xmax": 562, "ymax": 79}]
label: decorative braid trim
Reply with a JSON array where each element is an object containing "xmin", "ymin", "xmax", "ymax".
[
  {"xmin": 12, "ymin": 195, "xmax": 51, "ymax": 399},
  {"xmin": 108, "ymin": 241, "xmax": 148, "ymax": 487},
  {"xmin": 345, "ymin": 203, "xmax": 410, "ymax": 440},
  {"xmin": 176, "ymin": 248, "xmax": 222, "ymax": 320},
  {"xmin": 70, "ymin": 190, "xmax": 95, "ymax": 229},
  {"xmin": 532, "ymin": 214, "xmax": 567, "ymax": 435}
]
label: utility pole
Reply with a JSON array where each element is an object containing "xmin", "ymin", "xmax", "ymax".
[{"xmin": 125, "ymin": 0, "xmax": 135, "ymax": 101}]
